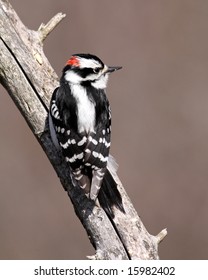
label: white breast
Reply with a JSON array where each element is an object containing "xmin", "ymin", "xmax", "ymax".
[{"xmin": 70, "ymin": 84, "xmax": 95, "ymax": 134}]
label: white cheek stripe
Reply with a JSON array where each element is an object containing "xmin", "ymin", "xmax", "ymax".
[
  {"xmin": 91, "ymin": 74, "xmax": 109, "ymax": 89},
  {"xmin": 65, "ymin": 70, "xmax": 82, "ymax": 84}
]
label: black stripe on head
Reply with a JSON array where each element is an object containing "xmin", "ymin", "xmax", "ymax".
[{"xmin": 73, "ymin": 67, "xmax": 97, "ymax": 78}]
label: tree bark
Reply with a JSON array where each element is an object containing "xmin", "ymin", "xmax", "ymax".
[{"xmin": 0, "ymin": 0, "xmax": 167, "ymax": 259}]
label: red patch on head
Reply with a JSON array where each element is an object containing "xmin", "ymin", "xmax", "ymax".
[{"xmin": 66, "ymin": 56, "xmax": 80, "ymax": 67}]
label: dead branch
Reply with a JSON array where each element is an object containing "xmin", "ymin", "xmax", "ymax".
[{"xmin": 0, "ymin": 0, "xmax": 167, "ymax": 259}]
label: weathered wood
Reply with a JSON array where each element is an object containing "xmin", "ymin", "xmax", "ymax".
[{"xmin": 0, "ymin": 0, "xmax": 167, "ymax": 259}]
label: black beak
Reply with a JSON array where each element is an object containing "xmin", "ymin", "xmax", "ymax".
[{"xmin": 107, "ymin": 66, "xmax": 122, "ymax": 73}]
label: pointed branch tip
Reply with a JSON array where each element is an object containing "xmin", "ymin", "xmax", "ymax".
[
  {"xmin": 156, "ymin": 228, "xmax": 168, "ymax": 244},
  {"xmin": 38, "ymin": 12, "xmax": 66, "ymax": 42},
  {"xmin": 87, "ymin": 255, "xmax": 96, "ymax": 260}
]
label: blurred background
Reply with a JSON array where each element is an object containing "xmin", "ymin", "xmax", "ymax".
[{"xmin": 0, "ymin": 0, "xmax": 208, "ymax": 260}]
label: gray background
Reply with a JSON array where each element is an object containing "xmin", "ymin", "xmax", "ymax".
[{"xmin": 1, "ymin": 0, "xmax": 208, "ymax": 259}]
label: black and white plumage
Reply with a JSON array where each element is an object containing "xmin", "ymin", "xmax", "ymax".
[{"xmin": 49, "ymin": 53, "xmax": 124, "ymax": 217}]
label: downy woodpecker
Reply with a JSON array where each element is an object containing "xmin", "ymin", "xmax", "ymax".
[{"xmin": 49, "ymin": 53, "xmax": 124, "ymax": 217}]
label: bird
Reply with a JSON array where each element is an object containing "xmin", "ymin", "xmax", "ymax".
[{"xmin": 49, "ymin": 53, "xmax": 124, "ymax": 217}]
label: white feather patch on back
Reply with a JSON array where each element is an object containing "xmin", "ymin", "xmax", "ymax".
[{"xmin": 70, "ymin": 84, "xmax": 95, "ymax": 134}]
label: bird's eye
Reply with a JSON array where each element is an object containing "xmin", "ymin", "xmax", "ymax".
[{"xmin": 93, "ymin": 68, "xmax": 100, "ymax": 74}]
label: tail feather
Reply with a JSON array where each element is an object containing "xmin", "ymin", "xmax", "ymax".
[
  {"xmin": 98, "ymin": 168, "xmax": 125, "ymax": 218},
  {"xmin": 107, "ymin": 154, "xmax": 119, "ymax": 174}
]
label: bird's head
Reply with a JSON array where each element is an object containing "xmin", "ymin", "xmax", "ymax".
[{"xmin": 62, "ymin": 53, "xmax": 122, "ymax": 89}]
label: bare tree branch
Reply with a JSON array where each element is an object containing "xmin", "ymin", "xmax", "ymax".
[
  {"xmin": 38, "ymin": 13, "xmax": 66, "ymax": 43},
  {"xmin": 0, "ymin": 0, "xmax": 167, "ymax": 259}
]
